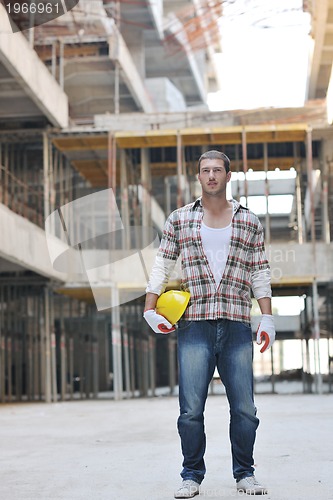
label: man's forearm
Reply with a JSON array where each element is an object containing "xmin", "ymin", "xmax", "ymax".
[
  {"xmin": 257, "ymin": 297, "xmax": 272, "ymax": 315},
  {"xmin": 144, "ymin": 292, "xmax": 159, "ymax": 312}
]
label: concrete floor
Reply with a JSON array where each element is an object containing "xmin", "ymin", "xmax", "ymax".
[{"xmin": 0, "ymin": 394, "xmax": 332, "ymax": 500}]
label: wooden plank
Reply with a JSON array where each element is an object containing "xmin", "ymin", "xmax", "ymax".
[
  {"xmin": 55, "ymin": 287, "xmax": 95, "ymax": 303},
  {"xmin": 35, "ymin": 43, "xmax": 103, "ymax": 62},
  {"xmin": 52, "ymin": 136, "xmax": 108, "ymax": 152},
  {"xmin": 52, "ymin": 124, "xmax": 308, "ymax": 152}
]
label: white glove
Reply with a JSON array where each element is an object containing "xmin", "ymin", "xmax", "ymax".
[
  {"xmin": 256, "ymin": 314, "xmax": 276, "ymax": 353},
  {"xmin": 143, "ymin": 309, "xmax": 176, "ymax": 334}
]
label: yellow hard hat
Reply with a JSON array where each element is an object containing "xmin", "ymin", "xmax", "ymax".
[{"xmin": 156, "ymin": 290, "xmax": 190, "ymax": 325}]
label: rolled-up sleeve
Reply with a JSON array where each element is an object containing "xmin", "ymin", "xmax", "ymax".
[
  {"xmin": 251, "ymin": 223, "xmax": 272, "ymax": 299},
  {"xmin": 251, "ymin": 268, "xmax": 272, "ymax": 299}
]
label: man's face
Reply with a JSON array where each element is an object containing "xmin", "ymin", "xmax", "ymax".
[{"xmin": 198, "ymin": 158, "xmax": 231, "ymax": 196}]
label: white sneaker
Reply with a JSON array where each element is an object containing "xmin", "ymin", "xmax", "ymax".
[
  {"xmin": 236, "ymin": 475, "xmax": 268, "ymax": 495},
  {"xmin": 174, "ymin": 479, "xmax": 200, "ymax": 498}
]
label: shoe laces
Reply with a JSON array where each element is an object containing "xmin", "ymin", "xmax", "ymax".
[
  {"xmin": 246, "ymin": 475, "xmax": 260, "ymax": 486},
  {"xmin": 182, "ymin": 480, "xmax": 195, "ymax": 488}
]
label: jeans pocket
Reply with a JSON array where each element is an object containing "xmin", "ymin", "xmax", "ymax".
[{"xmin": 176, "ymin": 320, "xmax": 193, "ymax": 331}]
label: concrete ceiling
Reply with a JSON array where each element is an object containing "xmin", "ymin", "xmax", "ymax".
[
  {"xmin": 29, "ymin": 0, "xmax": 210, "ymax": 120},
  {"xmin": 0, "ymin": 64, "xmax": 45, "ymax": 125},
  {"xmin": 64, "ymin": 56, "xmax": 139, "ymax": 117},
  {"xmin": 0, "ymin": 257, "xmax": 27, "ymax": 273},
  {"xmin": 1, "ymin": 0, "xmax": 332, "ymax": 129},
  {"xmin": 144, "ymin": 30, "xmax": 206, "ymax": 106},
  {"xmin": 0, "ymin": 4, "xmax": 68, "ymax": 129},
  {"xmin": 119, "ymin": 3, "xmax": 154, "ymax": 28}
]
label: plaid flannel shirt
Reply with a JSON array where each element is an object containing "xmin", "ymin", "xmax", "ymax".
[{"xmin": 147, "ymin": 197, "xmax": 271, "ymax": 323}]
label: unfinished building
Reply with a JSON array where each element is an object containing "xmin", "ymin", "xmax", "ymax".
[{"xmin": 0, "ymin": 0, "xmax": 332, "ymax": 402}]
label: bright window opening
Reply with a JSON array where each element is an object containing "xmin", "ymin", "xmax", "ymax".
[{"xmin": 240, "ymin": 195, "xmax": 294, "ymax": 214}]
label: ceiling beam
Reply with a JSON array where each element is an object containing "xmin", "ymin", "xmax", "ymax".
[{"xmin": 308, "ymin": 0, "xmax": 329, "ymax": 99}]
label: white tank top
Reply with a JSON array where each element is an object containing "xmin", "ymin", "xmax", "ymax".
[{"xmin": 200, "ymin": 221, "xmax": 232, "ymax": 286}]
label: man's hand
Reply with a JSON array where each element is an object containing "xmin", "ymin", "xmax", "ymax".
[
  {"xmin": 143, "ymin": 309, "xmax": 176, "ymax": 334},
  {"xmin": 256, "ymin": 314, "xmax": 276, "ymax": 353}
]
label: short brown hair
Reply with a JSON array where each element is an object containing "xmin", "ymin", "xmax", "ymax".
[{"xmin": 198, "ymin": 150, "xmax": 230, "ymax": 173}]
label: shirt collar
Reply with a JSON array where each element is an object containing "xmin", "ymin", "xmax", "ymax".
[{"xmin": 192, "ymin": 197, "xmax": 246, "ymax": 214}]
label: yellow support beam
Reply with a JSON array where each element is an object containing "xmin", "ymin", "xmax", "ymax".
[
  {"xmin": 56, "ymin": 276, "xmax": 315, "ymax": 304},
  {"xmin": 115, "ymin": 124, "xmax": 308, "ymax": 149},
  {"xmin": 52, "ymin": 123, "xmax": 308, "ymax": 152}
]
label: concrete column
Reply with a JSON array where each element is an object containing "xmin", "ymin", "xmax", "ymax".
[
  {"xmin": 43, "ymin": 286, "xmax": 52, "ymax": 403},
  {"xmin": 84, "ymin": 329, "xmax": 91, "ymax": 399},
  {"xmin": 114, "ymin": 61, "xmax": 120, "ymax": 114},
  {"xmin": 122, "ymin": 316, "xmax": 131, "ymax": 399},
  {"xmin": 301, "ymin": 338, "xmax": 312, "ymax": 393},
  {"xmin": 181, "ymin": 145, "xmax": 190, "ymax": 205},
  {"xmin": 43, "ymin": 132, "xmax": 50, "ymax": 220},
  {"xmin": 16, "ymin": 288, "xmax": 23, "ymax": 402},
  {"xmin": 6, "ymin": 287, "xmax": 12, "ymax": 402},
  {"xmin": 68, "ymin": 335, "xmax": 74, "ymax": 400},
  {"xmin": 59, "ymin": 298, "xmax": 67, "ymax": 401},
  {"xmin": 114, "ymin": 0, "xmax": 120, "ymax": 114},
  {"xmin": 320, "ymin": 140, "xmax": 331, "ymax": 243},
  {"xmin": 326, "ymin": 285, "xmax": 333, "ymax": 392},
  {"xmin": 234, "ymin": 144, "xmax": 241, "ymax": 202},
  {"xmin": 4, "ymin": 143, "xmax": 9, "ymax": 207},
  {"xmin": 108, "ymin": 132, "xmax": 117, "ymax": 193},
  {"xmin": 92, "ymin": 314, "xmax": 99, "ymax": 399},
  {"xmin": 0, "ymin": 286, "xmax": 4, "ymax": 403},
  {"xmin": 322, "ymin": 168, "xmax": 330, "ymax": 243},
  {"xmin": 59, "ymin": 39, "xmax": 64, "ymax": 89},
  {"xmin": 164, "ymin": 177, "xmax": 171, "ymax": 215},
  {"xmin": 306, "ymin": 128, "xmax": 316, "ymax": 244},
  {"xmin": 0, "ymin": 143, "xmax": 2, "ymax": 205},
  {"xmin": 148, "ymin": 334, "xmax": 156, "ymax": 397},
  {"xmin": 312, "ymin": 280, "xmax": 323, "ymax": 394},
  {"xmin": 108, "ymin": 133, "xmax": 117, "ymax": 254},
  {"xmin": 141, "ymin": 148, "xmax": 152, "ymax": 246},
  {"xmin": 129, "ymin": 328, "xmax": 136, "ymax": 395},
  {"xmin": 111, "ymin": 285, "xmax": 123, "ymax": 400},
  {"xmin": 294, "ymin": 142, "xmax": 304, "ymax": 244},
  {"xmin": 28, "ymin": 9, "xmax": 35, "ymax": 48},
  {"xmin": 51, "ymin": 41, "xmax": 57, "ymax": 79},
  {"xmin": 135, "ymin": 337, "xmax": 143, "ymax": 395},
  {"xmin": 79, "ymin": 343, "xmax": 84, "ymax": 399},
  {"xmin": 141, "ymin": 338, "xmax": 149, "ymax": 397},
  {"xmin": 120, "ymin": 149, "xmax": 130, "ymax": 249},
  {"xmin": 32, "ymin": 294, "xmax": 40, "ymax": 400},
  {"xmin": 50, "ymin": 292, "xmax": 57, "ymax": 402},
  {"xmin": 39, "ymin": 292, "xmax": 45, "ymax": 401},
  {"xmin": 263, "ymin": 143, "xmax": 270, "ymax": 244},
  {"xmin": 177, "ymin": 132, "xmax": 183, "ymax": 208}
]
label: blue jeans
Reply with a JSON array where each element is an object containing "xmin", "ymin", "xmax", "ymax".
[{"xmin": 177, "ymin": 319, "xmax": 259, "ymax": 484}]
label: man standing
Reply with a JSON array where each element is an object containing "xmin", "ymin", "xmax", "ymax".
[{"xmin": 144, "ymin": 150, "xmax": 275, "ymax": 498}]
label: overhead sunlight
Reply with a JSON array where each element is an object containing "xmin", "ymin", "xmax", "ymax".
[{"xmin": 208, "ymin": 0, "xmax": 311, "ymax": 111}]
